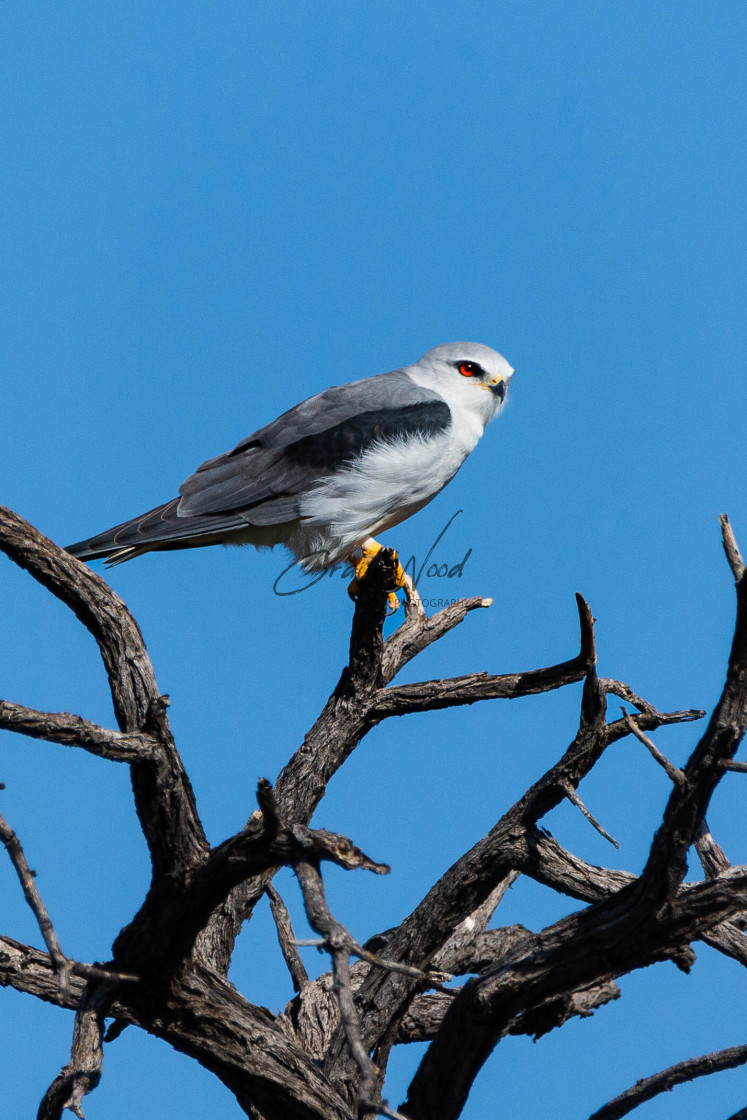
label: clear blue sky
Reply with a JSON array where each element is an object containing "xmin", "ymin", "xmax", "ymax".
[{"xmin": 1, "ymin": 3, "xmax": 746, "ymax": 1117}]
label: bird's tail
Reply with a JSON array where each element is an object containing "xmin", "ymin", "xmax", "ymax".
[
  {"xmin": 66, "ymin": 497, "xmax": 252, "ymax": 565},
  {"xmin": 66, "ymin": 498, "xmax": 185, "ymax": 564}
]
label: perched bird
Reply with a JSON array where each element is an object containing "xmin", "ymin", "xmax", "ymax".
[{"xmin": 67, "ymin": 342, "xmax": 514, "ymax": 607}]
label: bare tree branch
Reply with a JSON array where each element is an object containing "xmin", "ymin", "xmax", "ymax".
[
  {"xmin": 696, "ymin": 819, "xmax": 732, "ymax": 878},
  {"xmin": 635, "ymin": 536, "xmax": 747, "ymax": 910},
  {"xmin": 3, "ymin": 509, "xmax": 747, "ymax": 1120},
  {"xmin": 381, "ymin": 596, "xmax": 490, "ymax": 681},
  {"xmin": 0, "ymin": 699, "xmax": 154, "ymax": 761},
  {"xmin": 267, "ymin": 886, "xmax": 309, "ymax": 994},
  {"xmin": 621, "ymin": 708, "xmax": 686, "ymax": 786},
  {"xmin": 558, "ymin": 777, "xmax": 619, "ymax": 847},
  {"xmin": 721, "ymin": 759, "xmax": 747, "ymax": 773},
  {"xmin": 374, "ymin": 592, "xmax": 594, "ymax": 717},
  {"xmin": 0, "ymin": 805, "xmax": 69, "ymax": 984},
  {"xmin": 37, "ymin": 983, "xmax": 110, "ymax": 1120},
  {"xmin": 589, "ymin": 1042, "xmax": 747, "ymax": 1120},
  {"xmin": 0, "ymin": 506, "xmax": 207, "ymax": 877},
  {"xmin": 721, "ymin": 514, "xmax": 746, "ymax": 582},
  {"xmin": 293, "ymin": 858, "xmax": 400, "ymax": 1118},
  {"xmin": 431, "ymin": 873, "xmax": 520, "ymax": 974},
  {"xmin": 402, "ymin": 869, "xmax": 747, "ymax": 1120}
]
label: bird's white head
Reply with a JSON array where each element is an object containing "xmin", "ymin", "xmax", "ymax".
[{"xmin": 405, "ymin": 342, "xmax": 514, "ymax": 427}]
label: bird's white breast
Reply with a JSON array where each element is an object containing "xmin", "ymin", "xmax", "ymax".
[{"xmin": 295, "ymin": 394, "xmax": 484, "ymax": 566}]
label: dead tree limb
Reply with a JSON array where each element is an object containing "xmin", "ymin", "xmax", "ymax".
[
  {"xmin": 1, "ymin": 506, "xmax": 746, "ymax": 1120},
  {"xmin": 589, "ymin": 1042, "xmax": 747, "ymax": 1120}
]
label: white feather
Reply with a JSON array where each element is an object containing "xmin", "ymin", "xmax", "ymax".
[{"xmin": 288, "ymin": 344, "xmax": 514, "ymax": 568}]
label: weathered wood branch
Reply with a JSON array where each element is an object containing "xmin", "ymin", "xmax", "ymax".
[
  {"xmin": 0, "ymin": 935, "xmax": 137, "ymax": 1015},
  {"xmin": 589, "ymin": 1042, "xmax": 747, "ymax": 1120},
  {"xmin": 0, "ymin": 507, "xmax": 207, "ymax": 877},
  {"xmin": 321, "ymin": 613, "xmax": 605, "ymax": 1094},
  {"xmin": 294, "ymin": 858, "xmax": 386, "ymax": 1117},
  {"xmin": 2, "ymin": 509, "xmax": 746, "ymax": 1120},
  {"xmin": 266, "ymin": 885, "xmax": 309, "ymax": 993},
  {"xmin": 0, "ymin": 805, "xmax": 69, "ymax": 983},
  {"xmin": 636, "ymin": 522, "xmax": 747, "ymax": 910},
  {"xmin": 399, "ymin": 533, "xmax": 747, "ymax": 1120},
  {"xmin": 403, "ymin": 868, "xmax": 747, "ymax": 1120},
  {"xmin": 374, "ymin": 592, "xmax": 594, "ymax": 717},
  {"xmin": 0, "ymin": 699, "xmax": 154, "ymax": 761},
  {"xmin": 113, "ymin": 779, "xmax": 389, "ymax": 971},
  {"xmin": 197, "ymin": 568, "xmax": 600, "ymax": 972},
  {"xmin": 37, "ymin": 982, "xmax": 109, "ymax": 1120}
]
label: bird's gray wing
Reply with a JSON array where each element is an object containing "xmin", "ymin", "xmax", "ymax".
[
  {"xmin": 177, "ymin": 370, "xmax": 451, "ymax": 525},
  {"xmin": 67, "ymin": 371, "xmax": 450, "ymax": 560}
]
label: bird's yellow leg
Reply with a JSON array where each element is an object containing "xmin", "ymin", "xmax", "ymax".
[{"xmin": 347, "ymin": 537, "xmax": 408, "ymax": 613}]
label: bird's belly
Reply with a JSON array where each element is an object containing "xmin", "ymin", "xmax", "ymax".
[{"xmin": 294, "ymin": 432, "xmax": 469, "ymax": 566}]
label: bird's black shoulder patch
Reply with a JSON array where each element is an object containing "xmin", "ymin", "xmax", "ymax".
[{"xmin": 283, "ymin": 400, "xmax": 451, "ymax": 472}]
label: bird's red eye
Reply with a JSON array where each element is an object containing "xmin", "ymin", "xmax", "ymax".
[{"xmin": 459, "ymin": 362, "xmax": 477, "ymax": 377}]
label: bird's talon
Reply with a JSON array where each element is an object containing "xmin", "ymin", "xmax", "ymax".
[
  {"xmin": 353, "ymin": 541, "xmax": 383, "ymax": 582},
  {"xmin": 347, "ymin": 540, "xmax": 384, "ymax": 600},
  {"xmin": 347, "ymin": 540, "xmax": 408, "ymax": 611}
]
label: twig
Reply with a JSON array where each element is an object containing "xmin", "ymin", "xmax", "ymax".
[
  {"xmin": 0, "ymin": 807, "xmax": 69, "ymax": 987},
  {"xmin": 721, "ymin": 514, "xmax": 746, "ymax": 582},
  {"xmin": 293, "ymin": 856, "xmax": 411, "ymax": 1118},
  {"xmin": 604, "ymin": 706, "xmax": 705, "ymax": 748},
  {"xmin": 383, "ymin": 594, "xmax": 490, "ymax": 681},
  {"xmin": 557, "ymin": 778, "xmax": 619, "ymax": 848},
  {"xmin": 294, "ymin": 858, "xmax": 382, "ymax": 1111},
  {"xmin": 72, "ymin": 962, "xmax": 139, "ymax": 984},
  {"xmin": 266, "ymin": 884, "xmax": 309, "ymax": 992},
  {"xmin": 601, "ymin": 679, "xmax": 659, "ymax": 715},
  {"xmin": 377, "ymin": 1104, "xmax": 410, "ymax": 1120},
  {"xmin": 588, "ymin": 1042, "xmax": 747, "ymax": 1120},
  {"xmin": 399, "ymin": 568, "xmax": 427, "ymax": 622},
  {"xmin": 720, "ymin": 759, "xmax": 747, "ymax": 773},
  {"xmin": 296, "ymin": 938, "xmax": 451, "ymax": 984},
  {"xmin": 621, "ymin": 708, "xmax": 686, "ymax": 785},
  {"xmin": 353, "ymin": 944, "xmax": 450, "ymax": 985}
]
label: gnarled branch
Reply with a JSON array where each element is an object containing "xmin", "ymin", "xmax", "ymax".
[{"xmin": 2, "ymin": 509, "xmax": 746, "ymax": 1120}]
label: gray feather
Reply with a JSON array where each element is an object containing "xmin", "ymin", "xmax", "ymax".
[
  {"xmin": 66, "ymin": 368, "xmax": 451, "ymax": 562},
  {"xmin": 177, "ymin": 370, "xmax": 447, "ymax": 520}
]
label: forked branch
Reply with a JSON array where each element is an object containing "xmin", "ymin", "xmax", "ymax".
[{"xmin": 1, "ymin": 509, "xmax": 746, "ymax": 1120}]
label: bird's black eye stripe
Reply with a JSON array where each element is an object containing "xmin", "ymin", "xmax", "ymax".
[{"xmin": 456, "ymin": 361, "xmax": 484, "ymax": 378}]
